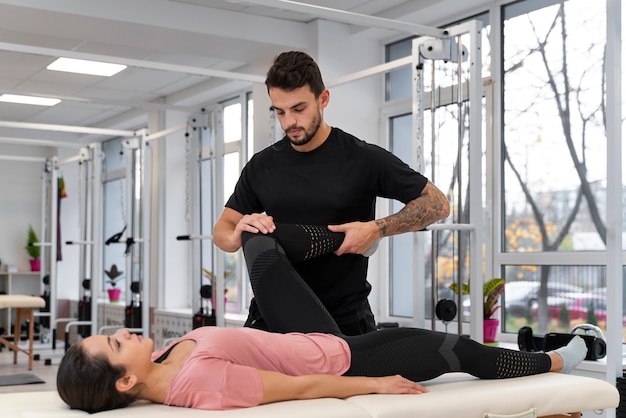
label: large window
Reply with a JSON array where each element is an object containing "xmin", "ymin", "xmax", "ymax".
[
  {"xmin": 384, "ymin": 0, "xmax": 622, "ymax": 343},
  {"xmin": 386, "ymin": 38, "xmax": 413, "ymax": 102},
  {"xmin": 389, "ymin": 113, "xmax": 416, "ymax": 317},
  {"xmin": 385, "ymin": 14, "xmax": 490, "ymax": 323},
  {"xmin": 501, "ymin": 0, "xmax": 616, "ymax": 337},
  {"xmin": 199, "ymin": 94, "xmax": 253, "ymax": 314},
  {"xmin": 502, "ymin": 0, "xmax": 607, "ymax": 253}
]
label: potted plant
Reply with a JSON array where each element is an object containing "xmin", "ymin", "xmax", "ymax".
[
  {"xmin": 104, "ymin": 264, "xmax": 124, "ymax": 302},
  {"xmin": 25, "ymin": 225, "xmax": 41, "ymax": 272},
  {"xmin": 449, "ymin": 277, "xmax": 505, "ymax": 344}
]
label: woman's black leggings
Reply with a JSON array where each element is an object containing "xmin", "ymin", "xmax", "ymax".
[{"xmin": 242, "ymin": 224, "xmax": 552, "ymax": 381}]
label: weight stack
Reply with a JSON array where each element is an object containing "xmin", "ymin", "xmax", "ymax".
[
  {"xmin": 617, "ymin": 377, "xmax": 626, "ymax": 417},
  {"xmin": 193, "ymin": 312, "xmax": 216, "ymax": 329},
  {"xmin": 39, "ymin": 293, "xmax": 50, "ymax": 329},
  {"xmin": 77, "ymin": 299, "xmax": 91, "ymax": 338},
  {"xmin": 125, "ymin": 303, "xmax": 142, "ymax": 329}
]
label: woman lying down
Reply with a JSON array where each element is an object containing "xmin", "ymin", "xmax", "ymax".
[{"xmin": 57, "ymin": 224, "xmax": 587, "ymax": 413}]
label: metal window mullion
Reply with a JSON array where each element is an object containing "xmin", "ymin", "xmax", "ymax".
[
  {"xmin": 412, "ymin": 38, "xmax": 427, "ymax": 329},
  {"xmin": 123, "ymin": 139, "xmax": 137, "ymax": 304},
  {"xmin": 90, "ymin": 144, "xmax": 103, "ymax": 337},
  {"xmin": 189, "ymin": 124, "xmax": 203, "ymax": 318},
  {"xmin": 214, "ymin": 108, "xmax": 226, "ymax": 327},
  {"xmin": 467, "ymin": 19, "xmax": 484, "ymax": 342},
  {"xmin": 50, "ymin": 161, "xmax": 59, "ymax": 343},
  {"xmin": 605, "ymin": 0, "xmax": 622, "ymax": 392},
  {"xmin": 140, "ymin": 132, "xmax": 151, "ymax": 337}
]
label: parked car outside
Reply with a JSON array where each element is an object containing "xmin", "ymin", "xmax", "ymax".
[
  {"xmin": 505, "ymin": 281, "xmax": 540, "ymax": 317},
  {"xmin": 530, "ymin": 292, "xmax": 626, "ymax": 325},
  {"xmin": 505, "ymin": 281, "xmax": 583, "ymax": 317},
  {"xmin": 531, "ymin": 292, "xmax": 585, "ymax": 321}
]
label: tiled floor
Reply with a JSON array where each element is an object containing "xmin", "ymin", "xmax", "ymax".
[{"xmin": 0, "ymin": 341, "xmax": 61, "ymax": 394}]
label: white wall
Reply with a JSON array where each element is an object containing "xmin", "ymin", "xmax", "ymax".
[
  {"xmin": 55, "ymin": 147, "xmax": 82, "ymax": 300},
  {"xmin": 156, "ymin": 110, "xmax": 192, "ymax": 310},
  {"xmin": 0, "ymin": 144, "xmax": 53, "ymax": 273},
  {"xmin": 0, "ymin": 144, "xmax": 88, "ymax": 299},
  {"xmin": 314, "ymin": 20, "xmax": 383, "ymax": 145},
  {"xmin": 309, "ymin": 19, "xmax": 387, "ymax": 319}
]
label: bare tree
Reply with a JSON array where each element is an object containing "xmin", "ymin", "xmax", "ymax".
[{"xmin": 503, "ymin": 3, "xmax": 606, "ymax": 332}]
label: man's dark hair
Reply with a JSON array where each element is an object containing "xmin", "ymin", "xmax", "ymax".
[{"xmin": 265, "ymin": 51, "xmax": 325, "ymax": 97}]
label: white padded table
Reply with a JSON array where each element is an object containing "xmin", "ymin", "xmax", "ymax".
[
  {"xmin": 0, "ymin": 294, "xmax": 46, "ymax": 370},
  {"xmin": 2, "ymin": 372, "xmax": 619, "ymax": 418},
  {"xmin": 347, "ymin": 372, "xmax": 619, "ymax": 418}
]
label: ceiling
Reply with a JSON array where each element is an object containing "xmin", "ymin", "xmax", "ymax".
[{"xmin": 0, "ymin": 0, "xmax": 488, "ymax": 146}]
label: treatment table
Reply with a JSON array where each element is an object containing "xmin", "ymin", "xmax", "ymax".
[
  {"xmin": 0, "ymin": 294, "xmax": 46, "ymax": 370},
  {"xmin": 1, "ymin": 372, "xmax": 619, "ymax": 418}
]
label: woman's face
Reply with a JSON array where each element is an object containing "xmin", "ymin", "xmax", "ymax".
[{"xmin": 82, "ymin": 328, "xmax": 154, "ymax": 370}]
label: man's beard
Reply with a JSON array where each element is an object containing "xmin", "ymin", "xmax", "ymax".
[{"xmin": 285, "ymin": 112, "xmax": 322, "ymax": 147}]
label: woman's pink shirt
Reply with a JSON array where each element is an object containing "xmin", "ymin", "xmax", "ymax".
[{"xmin": 151, "ymin": 327, "xmax": 351, "ymax": 410}]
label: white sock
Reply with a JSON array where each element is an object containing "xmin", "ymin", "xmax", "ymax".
[{"xmin": 555, "ymin": 336, "xmax": 587, "ymax": 373}]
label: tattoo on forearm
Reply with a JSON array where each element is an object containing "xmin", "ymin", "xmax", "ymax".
[
  {"xmin": 375, "ymin": 219, "xmax": 387, "ymax": 237},
  {"xmin": 377, "ymin": 185, "xmax": 448, "ymax": 237}
]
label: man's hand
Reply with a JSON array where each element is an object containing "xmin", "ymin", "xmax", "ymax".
[
  {"xmin": 328, "ymin": 221, "xmax": 380, "ymax": 256},
  {"xmin": 214, "ymin": 208, "xmax": 275, "ymax": 252},
  {"xmin": 326, "ymin": 181, "xmax": 450, "ymax": 257},
  {"xmin": 236, "ymin": 213, "xmax": 276, "ymax": 235}
]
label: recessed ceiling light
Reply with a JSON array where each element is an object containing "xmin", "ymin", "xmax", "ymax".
[
  {"xmin": 47, "ymin": 57, "xmax": 127, "ymax": 77},
  {"xmin": 0, "ymin": 94, "xmax": 61, "ymax": 106}
]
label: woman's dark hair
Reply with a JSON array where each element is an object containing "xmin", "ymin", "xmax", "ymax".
[
  {"xmin": 57, "ymin": 343, "xmax": 137, "ymax": 413},
  {"xmin": 265, "ymin": 51, "xmax": 325, "ymax": 97}
]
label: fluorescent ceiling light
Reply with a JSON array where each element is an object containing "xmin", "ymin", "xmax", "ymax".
[
  {"xmin": 0, "ymin": 94, "xmax": 61, "ymax": 106},
  {"xmin": 47, "ymin": 57, "xmax": 127, "ymax": 77}
]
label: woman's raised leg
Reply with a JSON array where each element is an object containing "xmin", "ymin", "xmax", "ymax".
[{"xmin": 242, "ymin": 229, "xmax": 342, "ymax": 334}]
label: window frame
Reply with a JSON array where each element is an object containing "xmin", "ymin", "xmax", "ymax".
[{"xmin": 380, "ymin": 0, "xmax": 624, "ymax": 346}]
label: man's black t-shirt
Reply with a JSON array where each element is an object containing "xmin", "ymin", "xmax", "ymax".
[{"xmin": 226, "ymin": 127, "xmax": 428, "ymax": 325}]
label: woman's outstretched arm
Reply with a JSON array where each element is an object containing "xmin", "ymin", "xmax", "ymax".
[{"xmin": 258, "ymin": 370, "xmax": 428, "ymax": 405}]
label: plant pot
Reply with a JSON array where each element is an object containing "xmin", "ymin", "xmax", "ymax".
[
  {"xmin": 483, "ymin": 318, "xmax": 499, "ymax": 344},
  {"xmin": 29, "ymin": 258, "xmax": 41, "ymax": 272},
  {"xmin": 107, "ymin": 288, "xmax": 122, "ymax": 302}
]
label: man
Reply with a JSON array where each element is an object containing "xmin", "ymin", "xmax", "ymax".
[{"xmin": 213, "ymin": 51, "xmax": 449, "ymax": 335}]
